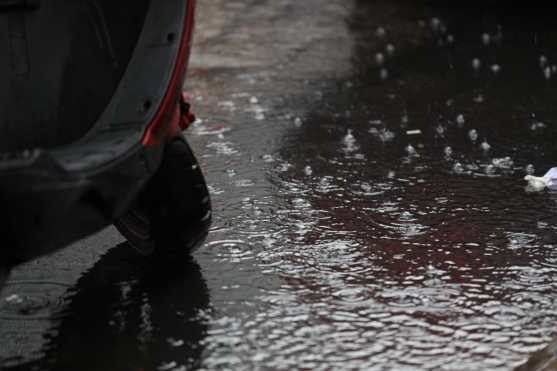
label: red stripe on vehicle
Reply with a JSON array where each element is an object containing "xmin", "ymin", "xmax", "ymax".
[{"xmin": 142, "ymin": 0, "xmax": 196, "ymax": 146}]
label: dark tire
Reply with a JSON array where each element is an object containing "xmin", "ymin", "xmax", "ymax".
[{"xmin": 115, "ymin": 134, "xmax": 211, "ymax": 255}]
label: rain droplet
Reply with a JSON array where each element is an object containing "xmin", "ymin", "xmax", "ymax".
[
  {"xmin": 406, "ymin": 144, "xmax": 418, "ymax": 156},
  {"xmin": 480, "ymin": 140, "xmax": 491, "ymax": 151},
  {"xmin": 388, "ymin": 170, "xmax": 396, "ymax": 179},
  {"xmin": 485, "ymin": 164, "xmax": 495, "ymax": 175},
  {"xmin": 492, "ymin": 156, "xmax": 514, "ymax": 169},
  {"xmin": 294, "ymin": 117, "xmax": 303, "ymax": 127},
  {"xmin": 540, "ymin": 55, "xmax": 548, "ymax": 68},
  {"xmin": 379, "ymin": 128, "xmax": 395, "ymax": 142},
  {"xmin": 481, "ymin": 33, "xmax": 491, "ymax": 45},
  {"xmin": 344, "ymin": 129, "xmax": 356, "ymax": 145},
  {"xmin": 491, "ymin": 64, "xmax": 501, "ymax": 74},
  {"xmin": 386, "ymin": 44, "xmax": 395, "ymax": 55},
  {"xmin": 380, "ymin": 68, "xmax": 389, "ymax": 80},
  {"xmin": 456, "ymin": 114, "xmax": 466, "ymax": 125},
  {"xmin": 431, "ymin": 17, "xmax": 441, "ymax": 31},
  {"xmin": 376, "ymin": 27, "xmax": 386, "ymax": 38},
  {"xmin": 435, "ymin": 125, "xmax": 445, "ymax": 136},
  {"xmin": 375, "ymin": 52, "xmax": 385, "ymax": 66},
  {"xmin": 544, "ymin": 66, "xmax": 552, "ymax": 80},
  {"xmin": 304, "ymin": 166, "xmax": 313, "ymax": 176},
  {"xmin": 525, "ymin": 164, "xmax": 535, "ymax": 175},
  {"xmin": 468, "ymin": 129, "xmax": 478, "ymax": 142},
  {"xmin": 444, "ymin": 146, "xmax": 453, "ymax": 157},
  {"xmin": 446, "ymin": 34, "xmax": 454, "ymax": 44},
  {"xmin": 250, "ymin": 96, "xmax": 258, "ymax": 104},
  {"xmin": 262, "ymin": 154, "xmax": 275, "ymax": 163},
  {"xmin": 472, "ymin": 58, "xmax": 481, "ymax": 70}
]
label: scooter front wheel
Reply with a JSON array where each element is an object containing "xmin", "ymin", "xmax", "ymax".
[{"xmin": 115, "ymin": 134, "xmax": 211, "ymax": 255}]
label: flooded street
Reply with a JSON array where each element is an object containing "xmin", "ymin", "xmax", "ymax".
[{"xmin": 3, "ymin": 0, "xmax": 557, "ymax": 370}]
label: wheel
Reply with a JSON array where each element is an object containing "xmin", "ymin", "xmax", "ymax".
[{"xmin": 115, "ymin": 134, "xmax": 211, "ymax": 255}]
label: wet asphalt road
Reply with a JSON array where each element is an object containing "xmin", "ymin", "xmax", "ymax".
[{"xmin": 4, "ymin": 1, "xmax": 557, "ymax": 370}]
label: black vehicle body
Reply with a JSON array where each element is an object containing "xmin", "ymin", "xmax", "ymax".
[{"xmin": 0, "ymin": 0, "xmax": 211, "ymax": 283}]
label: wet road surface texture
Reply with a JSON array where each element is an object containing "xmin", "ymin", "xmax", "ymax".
[{"xmin": 3, "ymin": 1, "xmax": 557, "ymax": 370}]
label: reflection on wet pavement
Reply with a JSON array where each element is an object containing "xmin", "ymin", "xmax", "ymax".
[
  {"xmin": 1, "ymin": 244, "xmax": 209, "ymax": 371},
  {"xmin": 4, "ymin": 0, "xmax": 557, "ymax": 370}
]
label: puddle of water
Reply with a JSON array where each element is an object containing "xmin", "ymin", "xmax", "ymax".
[{"xmin": 5, "ymin": 1, "xmax": 557, "ymax": 370}]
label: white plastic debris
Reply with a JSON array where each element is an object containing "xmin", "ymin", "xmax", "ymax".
[
  {"xmin": 456, "ymin": 114, "xmax": 466, "ymax": 125},
  {"xmin": 376, "ymin": 27, "xmax": 386, "ymax": 38},
  {"xmin": 250, "ymin": 96, "xmax": 259, "ymax": 104},
  {"xmin": 481, "ymin": 33, "xmax": 491, "ymax": 45},
  {"xmin": 294, "ymin": 117, "xmax": 303, "ymax": 127},
  {"xmin": 491, "ymin": 64, "xmax": 501, "ymax": 74},
  {"xmin": 524, "ymin": 168, "xmax": 557, "ymax": 191},
  {"xmin": 444, "ymin": 146, "xmax": 453, "ymax": 157}
]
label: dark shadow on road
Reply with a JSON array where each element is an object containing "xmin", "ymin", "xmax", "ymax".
[{"xmin": 3, "ymin": 243, "xmax": 210, "ymax": 371}]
